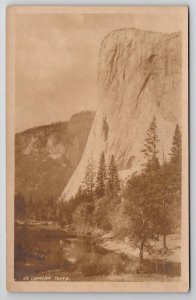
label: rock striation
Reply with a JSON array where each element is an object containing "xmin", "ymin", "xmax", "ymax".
[{"xmin": 62, "ymin": 28, "xmax": 182, "ymax": 200}]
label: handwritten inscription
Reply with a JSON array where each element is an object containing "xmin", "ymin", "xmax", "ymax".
[{"xmin": 23, "ymin": 276, "xmax": 70, "ymax": 281}]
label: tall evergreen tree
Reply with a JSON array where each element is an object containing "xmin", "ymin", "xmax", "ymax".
[
  {"xmin": 124, "ymin": 117, "xmax": 163, "ymax": 263},
  {"xmin": 166, "ymin": 124, "xmax": 182, "ymax": 201},
  {"xmin": 170, "ymin": 124, "xmax": 182, "ymax": 168},
  {"xmin": 139, "ymin": 116, "xmax": 163, "ymax": 249},
  {"xmin": 106, "ymin": 155, "xmax": 120, "ymax": 198},
  {"xmin": 160, "ymin": 158, "xmax": 169, "ymax": 249},
  {"xmin": 168, "ymin": 124, "xmax": 182, "ymax": 227},
  {"xmin": 96, "ymin": 152, "xmax": 107, "ymax": 198},
  {"xmin": 158, "ymin": 125, "xmax": 182, "ymax": 248},
  {"xmin": 142, "ymin": 116, "xmax": 160, "ymax": 172},
  {"xmin": 82, "ymin": 156, "xmax": 95, "ymax": 199}
]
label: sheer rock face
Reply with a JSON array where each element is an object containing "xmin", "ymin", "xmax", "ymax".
[
  {"xmin": 62, "ymin": 28, "xmax": 181, "ymax": 200},
  {"xmin": 15, "ymin": 111, "xmax": 95, "ymax": 201}
]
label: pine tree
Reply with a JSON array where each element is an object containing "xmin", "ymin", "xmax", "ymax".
[
  {"xmin": 160, "ymin": 158, "xmax": 169, "ymax": 249},
  {"xmin": 142, "ymin": 116, "xmax": 160, "ymax": 172},
  {"xmin": 82, "ymin": 156, "xmax": 95, "ymax": 199},
  {"xmin": 141, "ymin": 116, "xmax": 161, "ymax": 237},
  {"xmin": 141, "ymin": 117, "xmax": 160, "ymax": 237},
  {"xmin": 168, "ymin": 124, "xmax": 182, "ymax": 229},
  {"xmin": 167, "ymin": 124, "xmax": 182, "ymax": 201},
  {"xmin": 106, "ymin": 155, "xmax": 120, "ymax": 198},
  {"xmin": 124, "ymin": 118, "xmax": 162, "ymax": 263},
  {"xmin": 170, "ymin": 124, "xmax": 182, "ymax": 167},
  {"xmin": 158, "ymin": 126, "xmax": 182, "ymax": 248},
  {"xmin": 96, "ymin": 152, "xmax": 107, "ymax": 198}
]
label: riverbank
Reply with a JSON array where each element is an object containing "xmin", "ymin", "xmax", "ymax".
[
  {"xmin": 16, "ymin": 219, "xmax": 181, "ymax": 263},
  {"xmin": 15, "ymin": 219, "xmax": 181, "ymax": 281},
  {"xmin": 95, "ymin": 231, "xmax": 181, "ymax": 263}
]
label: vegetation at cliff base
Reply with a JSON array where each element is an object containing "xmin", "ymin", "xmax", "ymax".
[{"xmin": 15, "ymin": 117, "xmax": 182, "ymax": 266}]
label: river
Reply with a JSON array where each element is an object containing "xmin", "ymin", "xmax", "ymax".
[
  {"xmin": 14, "ymin": 221, "xmax": 127, "ymax": 281},
  {"xmin": 14, "ymin": 221, "xmax": 180, "ymax": 281}
]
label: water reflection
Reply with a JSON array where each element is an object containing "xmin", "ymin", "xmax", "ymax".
[
  {"xmin": 14, "ymin": 223, "xmax": 110, "ymax": 280},
  {"xmin": 14, "ymin": 223, "xmax": 181, "ymax": 281}
]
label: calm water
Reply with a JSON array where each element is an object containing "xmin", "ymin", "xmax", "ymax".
[
  {"xmin": 14, "ymin": 222, "xmax": 116, "ymax": 280},
  {"xmin": 14, "ymin": 222, "xmax": 180, "ymax": 281}
]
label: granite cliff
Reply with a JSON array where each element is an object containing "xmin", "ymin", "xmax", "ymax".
[{"xmin": 62, "ymin": 28, "xmax": 181, "ymax": 200}]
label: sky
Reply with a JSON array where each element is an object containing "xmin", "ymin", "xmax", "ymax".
[{"xmin": 15, "ymin": 12, "xmax": 182, "ymax": 132}]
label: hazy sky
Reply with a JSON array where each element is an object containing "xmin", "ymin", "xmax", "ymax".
[{"xmin": 15, "ymin": 12, "xmax": 181, "ymax": 132}]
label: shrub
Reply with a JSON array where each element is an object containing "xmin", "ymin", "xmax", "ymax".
[
  {"xmin": 77, "ymin": 253, "xmax": 124, "ymax": 276},
  {"xmin": 109, "ymin": 203, "xmax": 131, "ymax": 238}
]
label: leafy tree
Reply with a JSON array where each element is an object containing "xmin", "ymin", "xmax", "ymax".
[
  {"xmin": 72, "ymin": 202, "xmax": 94, "ymax": 233},
  {"xmin": 106, "ymin": 155, "xmax": 120, "ymax": 198},
  {"xmin": 95, "ymin": 152, "xmax": 107, "ymax": 198},
  {"xmin": 125, "ymin": 173, "xmax": 159, "ymax": 264},
  {"xmin": 109, "ymin": 202, "xmax": 131, "ymax": 238}
]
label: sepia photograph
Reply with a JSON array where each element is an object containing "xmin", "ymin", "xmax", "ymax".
[{"xmin": 6, "ymin": 6, "xmax": 189, "ymax": 292}]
